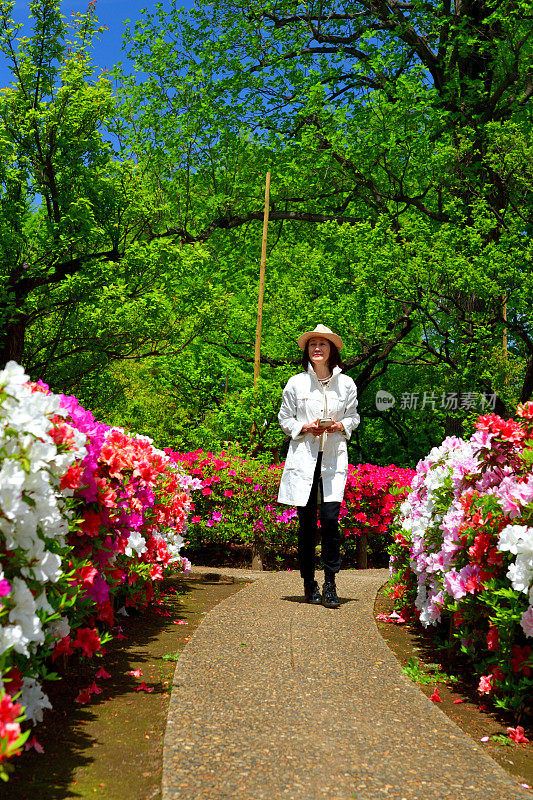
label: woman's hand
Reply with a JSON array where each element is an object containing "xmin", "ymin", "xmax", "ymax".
[
  {"xmin": 328, "ymin": 420, "xmax": 345, "ymax": 434},
  {"xmin": 301, "ymin": 419, "xmax": 323, "ymax": 437}
]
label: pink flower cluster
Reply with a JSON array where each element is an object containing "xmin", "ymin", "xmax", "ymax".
[
  {"xmin": 33, "ymin": 386, "xmax": 192, "ymax": 632},
  {"xmin": 168, "ymin": 450, "xmax": 292, "ymax": 554},
  {"xmin": 390, "ymin": 405, "xmax": 533, "ymax": 718},
  {"xmin": 1, "ymin": 372, "xmax": 193, "ymax": 776},
  {"xmin": 172, "ymin": 450, "xmax": 413, "ymax": 567}
]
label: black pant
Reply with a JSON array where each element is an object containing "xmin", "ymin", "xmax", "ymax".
[{"xmin": 297, "ymin": 453, "xmax": 341, "ymax": 584}]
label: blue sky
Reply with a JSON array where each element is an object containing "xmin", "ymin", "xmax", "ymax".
[{"xmin": 0, "ymin": 1, "xmax": 196, "ymax": 86}]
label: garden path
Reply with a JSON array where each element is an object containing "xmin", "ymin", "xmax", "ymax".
[{"xmin": 163, "ymin": 568, "xmax": 530, "ymax": 800}]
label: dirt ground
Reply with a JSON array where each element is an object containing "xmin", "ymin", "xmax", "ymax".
[
  {"xmin": 1, "ymin": 573, "xmax": 245, "ymax": 800},
  {"xmin": 374, "ymin": 586, "xmax": 533, "ymax": 789}
]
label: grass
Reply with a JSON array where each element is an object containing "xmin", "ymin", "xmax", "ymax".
[{"xmin": 402, "ymin": 656, "xmax": 457, "ymax": 685}]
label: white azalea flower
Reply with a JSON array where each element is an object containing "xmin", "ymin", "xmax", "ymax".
[
  {"xmin": 507, "ymin": 561, "xmax": 533, "ymax": 594},
  {"xmin": 0, "ymin": 459, "xmax": 26, "ymax": 519},
  {"xmin": 0, "ymin": 360, "xmax": 29, "ymax": 388},
  {"xmin": 8, "ymin": 577, "xmax": 44, "ymax": 650},
  {"xmin": 20, "ymin": 677, "xmax": 52, "ymax": 724},
  {"xmin": 35, "ymin": 591, "xmax": 54, "ymax": 616},
  {"xmin": 498, "ymin": 524, "xmax": 532, "ymax": 555},
  {"xmin": 125, "ymin": 531, "xmax": 147, "ymax": 556},
  {"xmin": 0, "ymin": 624, "xmax": 27, "ymax": 657}
]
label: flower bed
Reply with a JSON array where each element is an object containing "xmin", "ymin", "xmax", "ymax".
[
  {"xmin": 389, "ymin": 404, "xmax": 533, "ymax": 720},
  {"xmin": 0, "ymin": 362, "xmax": 192, "ymax": 779},
  {"xmin": 171, "ymin": 450, "xmax": 413, "ymax": 569},
  {"xmin": 341, "ymin": 463, "xmax": 415, "ymax": 565}
]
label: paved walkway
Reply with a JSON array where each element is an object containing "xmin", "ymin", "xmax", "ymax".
[{"xmin": 162, "ymin": 568, "xmax": 530, "ymax": 800}]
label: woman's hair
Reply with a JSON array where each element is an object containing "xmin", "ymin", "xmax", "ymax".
[{"xmin": 302, "ymin": 339, "xmax": 343, "ymax": 372}]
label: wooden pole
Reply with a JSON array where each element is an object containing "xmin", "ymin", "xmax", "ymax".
[
  {"xmin": 502, "ymin": 294, "xmax": 507, "ymax": 357},
  {"xmin": 253, "ymin": 172, "xmax": 271, "ymax": 387},
  {"xmin": 251, "ymin": 172, "xmax": 270, "ymax": 571}
]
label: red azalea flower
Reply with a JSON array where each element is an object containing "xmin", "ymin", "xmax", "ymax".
[
  {"xmin": 95, "ymin": 668, "xmax": 111, "ymax": 679},
  {"xmin": 24, "ymin": 735, "xmax": 44, "ymax": 753},
  {"xmin": 72, "ymin": 627, "xmax": 102, "ymax": 658},
  {"xmin": 511, "ymin": 645, "xmax": 531, "ymax": 676},
  {"xmin": 75, "ymin": 688, "xmax": 92, "ymax": 705},
  {"xmin": 3, "ymin": 666, "xmax": 23, "ymax": 697},
  {"xmin": 516, "ymin": 401, "xmax": 533, "ymax": 420},
  {"xmin": 477, "ymin": 675, "xmax": 493, "ymax": 695},
  {"xmin": 486, "ymin": 625, "xmax": 499, "ymax": 652},
  {"xmin": 51, "ymin": 635, "xmax": 74, "ymax": 662},
  {"xmin": 453, "ymin": 611, "xmax": 465, "ymax": 627},
  {"xmin": 507, "ymin": 726, "xmax": 530, "ymax": 744},
  {"xmin": 430, "ymin": 687, "xmax": 442, "ymax": 702},
  {"xmin": 468, "ymin": 532, "xmax": 492, "ymax": 562},
  {"xmin": 0, "ymin": 692, "xmax": 23, "ymax": 730},
  {"xmin": 79, "ymin": 510, "xmax": 102, "ymax": 538},
  {"xmin": 49, "ymin": 421, "xmax": 76, "ymax": 449},
  {"xmin": 60, "ymin": 463, "xmax": 85, "ymax": 490},
  {"xmin": 75, "ymin": 563, "xmax": 98, "ymax": 587},
  {"xmin": 490, "ymin": 666, "xmax": 506, "ymax": 684},
  {"xmin": 136, "ymin": 682, "xmax": 154, "ymax": 693},
  {"xmin": 97, "ymin": 600, "xmax": 115, "ymax": 627},
  {"xmin": 150, "ymin": 564, "xmax": 163, "ymax": 581},
  {"xmin": 96, "ymin": 480, "xmax": 117, "ymax": 508}
]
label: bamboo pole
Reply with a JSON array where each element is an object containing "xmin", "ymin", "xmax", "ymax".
[{"xmin": 253, "ymin": 172, "xmax": 271, "ymax": 387}]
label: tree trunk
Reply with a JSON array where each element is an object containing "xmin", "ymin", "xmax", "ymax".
[
  {"xmin": 356, "ymin": 532, "xmax": 368, "ymax": 569},
  {"xmin": 0, "ymin": 318, "xmax": 27, "ymax": 368},
  {"xmin": 520, "ymin": 358, "xmax": 533, "ymax": 404}
]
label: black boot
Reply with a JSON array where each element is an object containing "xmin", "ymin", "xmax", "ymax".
[
  {"xmin": 322, "ymin": 579, "xmax": 340, "ymax": 608},
  {"xmin": 304, "ymin": 580, "xmax": 322, "ymax": 604}
]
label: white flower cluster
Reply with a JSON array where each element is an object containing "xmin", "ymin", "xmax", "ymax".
[
  {"xmin": 0, "ymin": 361, "xmax": 86, "ymax": 722},
  {"xmin": 397, "ymin": 428, "xmax": 533, "ymax": 640},
  {"xmin": 498, "ymin": 524, "xmax": 533, "ymax": 636},
  {"xmin": 396, "ymin": 436, "xmax": 475, "ymax": 627}
]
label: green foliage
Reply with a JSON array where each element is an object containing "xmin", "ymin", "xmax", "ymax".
[
  {"xmin": 1, "ymin": 0, "xmax": 532, "ymax": 466},
  {"xmin": 402, "ymin": 657, "xmax": 456, "ymax": 686}
]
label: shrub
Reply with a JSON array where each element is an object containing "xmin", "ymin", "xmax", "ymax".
[
  {"xmin": 172, "ymin": 450, "xmax": 413, "ymax": 568},
  {"xmin": 0, "ymin": 362, "xmax": 191, "ymax": 778},
  {"xmin": 389, "ymin": 404, "xmax": 533, "ymax": 719}
]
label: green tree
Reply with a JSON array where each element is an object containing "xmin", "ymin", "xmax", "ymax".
[
  {"xmin": 117, "ymin": 0, "xmax": 533, "ymax": 419},
  {"xmin": 0, "ymin": 1, "xmax": 227, "ymax": 391}
]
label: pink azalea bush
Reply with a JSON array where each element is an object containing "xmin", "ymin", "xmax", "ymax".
[
  {"xmin": 0, "ymin": 362, "xmax": 192, "ymax": 778},
  {"xmin": 169, "ymin": 450, "xmax": 296, "ymax": 564},
  {"xmin": 172, "ymin": 450, "xmax": 413, "ymax": 568},
  {"xmin": 389, "ymin": 404, "xmax": 533, "ymax": 719}
]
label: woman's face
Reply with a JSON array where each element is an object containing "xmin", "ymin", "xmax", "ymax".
[{"xmin": 308, "ymin": 337, "xmax": 331, "ymax": 368}]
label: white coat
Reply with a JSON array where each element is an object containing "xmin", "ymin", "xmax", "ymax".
[{"xmin": 277, "ymin": 365, "xmax": 360, "ymax": 506}]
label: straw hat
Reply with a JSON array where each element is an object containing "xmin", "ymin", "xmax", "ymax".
[{"xmin": 297, "ymin": 324, "xmax": 344, "ymax": 351}]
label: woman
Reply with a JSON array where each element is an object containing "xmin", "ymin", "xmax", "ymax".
[{"xmin": 277, "ymin": 325, "xmax": 360, "ymax": 607}]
